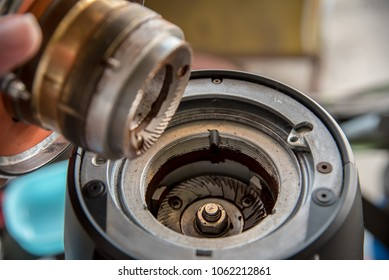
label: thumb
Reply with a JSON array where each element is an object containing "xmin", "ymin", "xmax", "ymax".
[{"xmin": 0, "ymin": 14, "xmax": 42, "ymax": 75}]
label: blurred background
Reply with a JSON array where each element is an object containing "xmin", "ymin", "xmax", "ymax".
[{"xmin": 1, "ymin": 0, "xmax": 388, "ymax": 259}]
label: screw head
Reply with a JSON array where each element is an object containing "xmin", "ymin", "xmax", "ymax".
[
  {"xmin": 202, "ymin": 203, "xmax": 221, "ymax": 222},
  {"xmin": 313, "ymin": 188, "xmax": 336, "ymax": 206},
  {"xmin": 317, "ymin": 162, "xmax": 333, "ymax": 174},
  {"xmin": 83, "ymin": 180, "xmax": 106, "ymax": 198},
  {"xmin": 289, "ymin": 135, "xmax": 299, "ymax": 143},
  {"xmin": 196, "ymin": 203, "xmax": 229, "ymax": 235},
  {"xmin": 241, "ymin": 195, "xmax": 254, "ymax": 207},
  {"xmin": 168, "ymin": 196, "xmax": 183, "ymax": 210}
]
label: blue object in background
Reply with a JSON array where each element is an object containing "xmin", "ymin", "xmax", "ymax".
[
  {"xmin": 3, "ymin": 161, "xmax": 68, "ymax": 256},
  {"xmin": 372, "ymin": 198, "xmax": 389, "ymax": 260},
  {"xmin": 372, "ymin": 237, "xmax": 389, "ymax": 260}
]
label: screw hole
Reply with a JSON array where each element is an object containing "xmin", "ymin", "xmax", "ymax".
[
  {"xmin": 289, "ymin": 136, "xmax": 299, "ymax": 143},
  {"xmin": 168, "ymin": 196, "xmax": 183, "ymax": 210},
  {"xmin": 242, "ymin": 195, "xmax": 254, "ymax": 207},
  {"xmin": 83, "ymin": 180, "xmax": 106, "ymax": 198},
  {"xmin": 92, "ymin": 155, "xmax": 107, "ymax": 166},
  {"xmin": 313, "ymin": 188, "xmax": 335, "ymax": 206},
  {"xmin": 317, "ymin": 162, "xmax": 333, "ymax": 174},
  {"xmin": 177, "ymin": 65, "xmax": 189, "ymax": 77}
]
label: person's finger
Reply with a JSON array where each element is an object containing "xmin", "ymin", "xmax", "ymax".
[{"xmin": 0, "ymin": 14, "xmax": 42, "ymax": 75}]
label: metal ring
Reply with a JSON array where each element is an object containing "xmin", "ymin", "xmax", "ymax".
[{"xmin": 67, "ymin": 70, "xmax": 362, "ymax": 259}]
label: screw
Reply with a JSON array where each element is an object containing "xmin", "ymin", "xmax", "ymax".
[
  {"xmin": 317, "ymin": 162, "xmax": 333, "ymax": 174},
  {"xmin": 241, "ymin": 195, "xmax": 254, "ymax": 207},
  {"xmin": 83, "ymin": 180, "xmax": 106, "ymax": 198},
  {"xmin": 196, "ymin": 203, "xmax": 229, "ymax": 235},
  {"xmin": 313, "ymin": 188, "xmax": 336, "ymax": 206},
  {"xmin": 202, "ymin": 203, "xmax": 221, "ymax": 222},
  {"xmin": 0, "ymin": 73, "xmax": 30, "ymax": 101},
  {"xmin": 168, "ymin": 196, "xmax": 183, "ymax": 210},
  {"xmin": 212, "ymin": 78, "xmax": 222, "ymax": 84}
]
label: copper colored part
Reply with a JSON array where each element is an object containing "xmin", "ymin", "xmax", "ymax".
[
  {"xmin": 19, "ymin": 0, "xmax": 52, "ymax": 17},
  {"xmin": 0, "ymin": 0, "xmax": 118, "ymax": 158},
  {"xmin": 31, "ymin": 0, "xmax": 125, "ymax": 131},
  {"xmin": 0, "ymin": 0, "xmax": 54, "ymax": 157},
  {"xmin": 0, "ymin": 97, "xmax": 51, "ymax": 157},
  {"xmin": 1, "ymin": 0, "xmax": 191, "ymax": 168},
  {"xmin": 16, "ymin": 0, "xmax": 36, "ymax": 13},
  {"xmin": 26, "ymin": 0, "xmax": 53, "ymax": 19}
]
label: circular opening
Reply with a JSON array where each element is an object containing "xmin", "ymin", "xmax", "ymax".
[
  {"xmin": 168, "ymin": 196, "xmax": 183, "ymax": 210},
  {"xmin": 83, "ymin": 180, "xmax": 106, "ymax": 198},
  {"xmin": 289, "ymin": 136, "xmax": 299, "ymax": 143},
  {"xmin": 145, "ymin": 134, "xmax": 279, "ymax": 239},
  {"xmin": 176, "ymin": 65, "xmax": 190, "ymax": 77},
  {"xmin": 317, "ymin": 162, "xmax": 333, "ymax": 174},
  {"xmin": 91, "ymin": 154, "xmax": 107, "ymax": 166},
  {"xmin": 313, "ymin": 188, "xmax": 336, "ymax": 206}
]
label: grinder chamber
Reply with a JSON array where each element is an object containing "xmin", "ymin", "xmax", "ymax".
[{"xmin": 65, "ymin": 70, "xmax": 363, "ymax": 259}]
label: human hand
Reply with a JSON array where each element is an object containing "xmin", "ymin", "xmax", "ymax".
[{"xmin": 0, "ymin": 14, "xmax": 42, "ymax": 75}]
